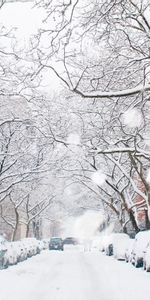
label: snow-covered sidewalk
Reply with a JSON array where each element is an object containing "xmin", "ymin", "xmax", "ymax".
[{"xmin": 0, "ymin": 249, "xmax": 150, "ymax": 300}]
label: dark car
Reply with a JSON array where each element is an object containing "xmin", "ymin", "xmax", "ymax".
[
  {"xmin": 63, "ymin": 237, "xmax": 77, "ymax": 245},
  {"xmin": 49, "ymin": 237, "xmax": 64, "ymax": 251}
]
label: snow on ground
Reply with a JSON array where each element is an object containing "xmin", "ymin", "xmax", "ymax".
[{"xmin": 0, "ymin": 248, "xmax": 150, "ymax": 300}]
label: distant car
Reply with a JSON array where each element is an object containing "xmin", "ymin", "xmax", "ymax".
[
  {"xmin": 113, "ymin": 233, "xmax": 130, "ymax": 260},
  {"xmin": 131, "ymin": 231, "xmax": 150, "ymax": 268},
  {"xmin": 49, "ymin": 237, "xmax": 64, "ymax": 251},
  {"xmin": 63, "ymin": 237, "xmax": 77, "ymax": 245}
]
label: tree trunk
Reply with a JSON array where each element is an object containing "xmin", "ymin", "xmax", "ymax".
[
  {"xmin": 145, "ymin": 210, "xmax": 150, "ymax": 230},
  {"xmin": 128, "ymin": 209, "xmax": 140, "ymax": 234},
  {"xmin": 25, "ymin": 223, "xmax": 30, "ymax": 237},
  {"xmin": 12, "ymin": 209, "xmax": 19, "ymax": 241}
]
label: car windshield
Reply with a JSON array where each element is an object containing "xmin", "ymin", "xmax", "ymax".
[{"xmin": 50, "ymin": 238, "xmax": 62, "ymax": 244}]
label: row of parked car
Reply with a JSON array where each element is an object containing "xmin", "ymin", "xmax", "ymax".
[
  {"xmin": 91, "ymin": 230, "xmax": 150, "ymax": 272},
  {"xmin": 0, "ymin": 235, "xmax": 49, "ymax": 269}
]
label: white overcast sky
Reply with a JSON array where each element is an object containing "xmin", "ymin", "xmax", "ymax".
[
  {"xmin": 0, "ymin": 2, "xmax": 61, "ymax": 92},
  {"xmin": 0, "ymin": 2, "xmax": 44, "ymax": 38}
]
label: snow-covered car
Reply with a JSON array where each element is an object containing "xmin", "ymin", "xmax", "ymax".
[
  {"xmin": 0, "ymin": 235, "xmax": 8, "ymax": 269},
  {"xmin": 37, "ymin": 240, "xmax": 44, "ymax": 253},
  {"xmin": 125, "ymin": 238, "xmax": 135, "ymax": 263},
  {"xmin": 93, "ymin": 235, "xmax": 112, "ymax": 253},
  {"xmin": 98, "ymin": 234, "xmax": 116, "ymax": 256},
  {"xmin": 103, "ymin": 234, "xmax": 115, "ymax": 256},
  {"xmin": 21, "ymin": 239, "xmax": 32, "ymax": 257},
  {"xmin": 131, "ymin": 230, "xmax": 150, "ymax": 268},
  {"xmin": 97, "ymin": 235, "xmax": 109, "ymax": 252},
  {"xmin": 5, "ymin": 242, "xmax": 18, "ymax": 266},
  {"xmin": 113, "ymin": 233, "xmax": 130, "ymax": 260},
  {"xmin": 13, "ymin": 241, "xmax": 27, "ymax": 262},
  {"xmin": 42, "ymin": 239, "xmax": 49, "ymax": 249},
  {"xmin": 91, "ymin": 237, "xmax": 103, "ymax": 252},
  {"xmin": 143, "ymin": 242, "xmax": 150, "ymax": 271},
  {"xmin": 22, "ymin": 238, "xmax": 38, "ymax": 257}
]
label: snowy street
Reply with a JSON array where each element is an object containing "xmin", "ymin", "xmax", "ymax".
[{"xmin": 0, "ymin": 247, "xmax": 150, "ymax": 300}]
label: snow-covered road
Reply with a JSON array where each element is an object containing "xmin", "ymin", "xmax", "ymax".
[{"xmin": 0, "ymin": 247, "xmax": 150, "ymax": 300}]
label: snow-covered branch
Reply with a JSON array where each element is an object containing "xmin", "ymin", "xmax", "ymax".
[
  {"xmin": 73, "ymin": 84, "xmax": 150, "ymax": 99},
  {"xmin": 93, "ymin": 147, "xmax": 150, "ymax": 159},
  {"xmin": 106, "ymin": 154, "xmax": 147, "ymax": 201}
]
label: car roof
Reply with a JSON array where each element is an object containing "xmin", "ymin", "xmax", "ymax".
[{"xmin": 50, "ymin": 237, "xmax": 62, "ymax": 239}]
